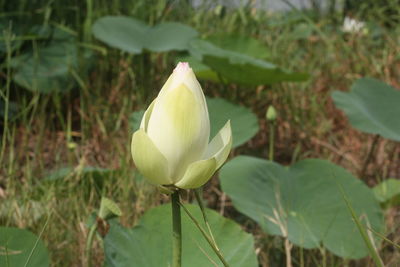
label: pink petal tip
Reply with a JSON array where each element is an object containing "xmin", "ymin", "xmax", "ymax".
[{"xmin": 174, "ymin": 62, "xmax": 191, "ymax": 73}]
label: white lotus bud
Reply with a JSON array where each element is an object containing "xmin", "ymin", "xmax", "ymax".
[{"xmin": 131, "ymin": 62, "xmax": 232, "ymax": 189}]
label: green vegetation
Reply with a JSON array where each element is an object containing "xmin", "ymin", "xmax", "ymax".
[{"xmin": 1, "ymin": 0, "xmax": 399, "ymax": 266}]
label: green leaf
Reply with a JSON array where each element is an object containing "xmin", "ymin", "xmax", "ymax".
[
  {"xmin": 0, "ymin": 227, "xmax": 49, "ymax": 267},
  {"xmin": 207, "ymin": 97, "xmax": 258, "ymax": 148},
  {"xmin": 189, "ymin": 39, "xmax": 308, "ymax": 85},
  {"xmin": 10, "ymin": 28, "xmax": 83, "ymax": 93},
  {"xmin": 92, "ymin": 16, "xmax": 145, "ymax": 54},
  {"xmin": 176, "ymin": 34, "xmax": 271, "ymax": 83},
  {"xmin": 205, "ymin": 34, "xmax": 270, "ymax": 59},
  {"xmin": 92, "ymin": 16, "xmax": 198, "ymax": 54},
  {"xmin": 104, "ymin": 204, "xmax": 258, "ymax": 267},
  {"xmin": 220, "ymin": 156, "xmax": 384, "ymax": 259},
  {"xmin": 332, "ymin": 78, "xmax": 400, "ymax": 141},
  {"xmin": 373, "ymin": 178, "xmax": 400, "ymax": 204},
  {"xmin": 147, "ymin": 22, "xmax": 198, "ymax": 52}
]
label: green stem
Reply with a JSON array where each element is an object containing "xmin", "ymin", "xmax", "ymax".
[
  {"xmin": 179, "ymin": 203, "xmax": 230, "ymax": 267},
  {"xmin": 194, "ymin": 189, "xmax": 218, "ymax": 248},
  {"xmin": 171, "ymin": 191, "xmax": 182, "ymax": 267},
  {"xmin": 85, "ymin": 222, "xmax": 98, "ymax": 267},
  {"xmin": 269, "ymin": 122, "xmax": 275, "ymax": 161}
]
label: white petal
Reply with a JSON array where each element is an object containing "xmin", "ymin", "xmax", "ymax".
[
  {"xmin": 204, "ymin": 120, "xmax": 232, "ymax": 169},
  {"xmin": 131, "ymin": 129, "xmax": 172, "ymax": 185},
  {"xmin": 175, "ymin": 121, "xmax": 232, "ymax": 189},
  {"xmin": 174, "ymin": 158, "xmax": 217, "ymax": 189}
]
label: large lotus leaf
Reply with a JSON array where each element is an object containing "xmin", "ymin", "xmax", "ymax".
[
  {"xmin": 177, "ymin": 34, "xmax": 270, "ymax": 83},
  {"xmin": 147, "ymin": 22, "xmax": 198, "ymax": 52},
  {"xmin": 220, "ymin": 156, "xmax": 384, "ymax": 259},
  {"xmin": 0, "ymin": 227, "xmax": 49, "ymax": 267},
  {"xmin": 92, "ymin": 16, "xmax": 198, "ymax": 54},
  {"xmin": 205, "ymin": 34, "xmax": 270, "ymax": 59},
  {"xmin": 92, "ymin": 16, "xmax": 146, "ymax": 54},
  {"xmin": 129, "ymin": 98, "xmax": 258, "ymax": 148},
  {"xmin": 332, "ymin": 78, "xmax": 400, "ymax": 141},
  {"xmin": 189, "ymin": 40, "xmax": 308, "ymax": 85},
  {"xmin": 207, "ymin": 97, "xmax": 258, "ymax": 148},
  {"xmin": 10, "ymin": 29, "xmax": 81, "ymax": 93},
  {"xmin": 104, "ymin": 204, "xmax": 258, "ymax": 267}
]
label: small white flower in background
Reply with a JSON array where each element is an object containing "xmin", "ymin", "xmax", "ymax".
[
  {"xmin": 342, "ymin": 16, "xmax": 366, "ymax": 33},
  {"xmin": 131, "ymin": 62, "xmax": 232, "ymax": 189}
]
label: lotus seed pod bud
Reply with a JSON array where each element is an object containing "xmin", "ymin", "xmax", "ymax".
[{"xmin": 266, "ymin": 105, "xmax": 277, "ymax": 122}]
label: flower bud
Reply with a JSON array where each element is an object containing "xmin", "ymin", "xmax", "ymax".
[
  {"xmin": 266, "ymin": 105, "xmax": 277, "ymax": 122},
  {"xmin": 131, "ymin": 62, "xmax": 232, "ymax": 189}
]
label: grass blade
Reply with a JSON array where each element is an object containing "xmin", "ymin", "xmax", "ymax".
[{"xmin": 23, "ymin": 214, "xmax": 51, "ymax": 267}]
